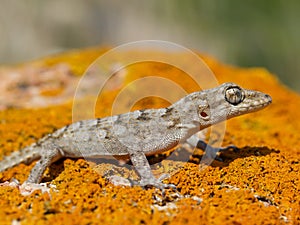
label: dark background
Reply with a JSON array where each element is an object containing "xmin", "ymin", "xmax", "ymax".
[{"xmin": 0, "ymin": 0, "xmax": 299, "ymax": 92}]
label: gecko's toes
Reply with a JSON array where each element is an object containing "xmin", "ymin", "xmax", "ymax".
[
  {"xmin": 144, "ymin": 182, "xmax": 177, "ymax": 191},
  {"xmin": 138, "ymin": 177, "xmax": 176, "ymax": 191},
  {"xmin": 162, "ymin": 183, "xmax": 177, "ymax": 190},
  {"xmin": 157, "ymin": 173, "xmax": 171, "ymax": 181},
  {"xmin": 18, "ymin": 182, "xmax": 54, "ymax": 196}
]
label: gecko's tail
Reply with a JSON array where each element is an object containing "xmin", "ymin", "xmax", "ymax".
[{"xmin": 0, "ymin": 144, "xmax": 41, "ymax": 172}]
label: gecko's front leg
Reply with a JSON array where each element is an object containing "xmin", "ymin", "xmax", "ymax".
[
  {"xmin": 129, "ymin": 150, "xmax": 175, "ymax": 190},
  {"xmin": 186, "ymin": 131, "xmax": 238, "ymax": 162}
]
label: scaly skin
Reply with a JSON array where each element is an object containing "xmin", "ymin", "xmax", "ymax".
[{"xmin": 0, "ymin": 83, "xmax": 272, "ymax": 189}]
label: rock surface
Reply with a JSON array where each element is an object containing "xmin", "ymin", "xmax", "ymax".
[{"xmin": 0, "ymin": 48, "xmax": 299, "ymax": 225}]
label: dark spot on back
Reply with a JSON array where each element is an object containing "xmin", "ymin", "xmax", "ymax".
[
  {"xmin": 137, "ymin": 110, "xmax": 151, "ymax": 121},
  {"xmin": 161, "ymin": 107, "xmax": 174, "ymax": 118},
  {"xmin": 96, "ymin": 118, "xmax": 102, "ymax": 126}
]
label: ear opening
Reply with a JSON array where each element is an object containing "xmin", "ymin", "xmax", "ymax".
[{"xmin": 198, "ymin": 100, "xmax": 210, "ymax": 121}]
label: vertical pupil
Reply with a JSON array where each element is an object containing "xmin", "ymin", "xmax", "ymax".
[{"xmin": 225, "ymin": 87, "xmax": 243, "ymax": 105}]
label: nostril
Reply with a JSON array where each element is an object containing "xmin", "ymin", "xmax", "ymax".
[{"xmin": 265, "ymin": 94, "xmax": 272, "ymax": 103}]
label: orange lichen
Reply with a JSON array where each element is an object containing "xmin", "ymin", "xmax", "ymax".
[{"xmin": 0, "ymin": 47, "xmax": 299, "ymax": 224}]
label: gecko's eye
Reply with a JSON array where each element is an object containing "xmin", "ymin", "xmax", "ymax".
[{"xmin": 225, "ymin": 86, "xmax": 244, "ymax": 105}]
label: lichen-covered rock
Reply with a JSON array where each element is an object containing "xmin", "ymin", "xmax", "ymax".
[{"xmin": 0, "ymin": 48, "xmax": 299, "ymax": 224}]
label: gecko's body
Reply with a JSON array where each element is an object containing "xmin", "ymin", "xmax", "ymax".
[{"xmin": 0, "ymin": 83, "xmax": 272, "ymax": 188}]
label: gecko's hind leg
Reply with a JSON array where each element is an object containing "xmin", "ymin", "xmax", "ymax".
[{"xmin": 26, "ymin": 146, "xmax": 63, "ymax": 184}]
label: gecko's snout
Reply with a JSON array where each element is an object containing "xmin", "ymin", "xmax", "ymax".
[
  {"xmin": 265, "ymin": 94, "xmax": 272, "ymax": 103},
  {"xmin": 262, "ymin": 94, "xmax": 272, "ymax": 105}
]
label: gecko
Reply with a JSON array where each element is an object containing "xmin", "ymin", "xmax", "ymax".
[{"xmin": 0, "ymin": 82, "xmax": 272, "ymax": 189}]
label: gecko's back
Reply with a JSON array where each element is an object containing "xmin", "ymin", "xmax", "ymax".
[{"xmin": 50, "ymin": 107, "xmax": 187, "ymax": 159}]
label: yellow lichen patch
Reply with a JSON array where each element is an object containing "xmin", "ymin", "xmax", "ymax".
[{"xmin": 0, "ymin": 47, "xmax": 299, "ymax": 224}]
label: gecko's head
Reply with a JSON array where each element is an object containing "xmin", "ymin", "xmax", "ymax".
[{"xmin": 195, "ymin": 82, "xmax": 272, "ymax": 127}]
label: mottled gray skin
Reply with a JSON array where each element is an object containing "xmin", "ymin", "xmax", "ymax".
[{"xmin": 0, "ymin": 83, "xmax": 272, "ymax": 188}]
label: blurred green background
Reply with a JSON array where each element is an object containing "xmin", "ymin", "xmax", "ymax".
[{"xmin": 0, "ymin": 0, "xmax": 299, "ymax": 92}]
